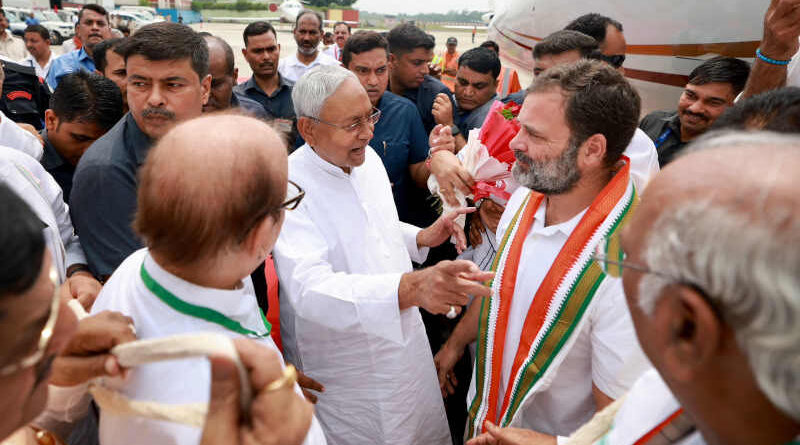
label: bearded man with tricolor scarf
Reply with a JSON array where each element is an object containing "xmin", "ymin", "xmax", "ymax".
[{"xmin": 435, "ymin": 60, "xmax": 651, "ymax": 444}]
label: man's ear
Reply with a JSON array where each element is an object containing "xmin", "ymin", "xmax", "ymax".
[
  {"xmin": 388, "ymin": 53, "xmax": 397, "ymax": 69},
  {"xmin": 232, "ymin": 67, "xmax": 238, "ymax": 84},
  {"xmin": 242, "ymin": 210, "xmax": 283, "ymax": 260},
  {"xmin": 297, "ymin": 116, "xmax": 316, "ymax": 146},
  {"xmin": 658, "ymin": 284, "xmax": 722, "ymax": 383},
  {"xmin": 44, "ymin": 109, "xmax": 58, "ymax": 132},
  {"xmin": 200, "ymin": 74, "xmax": 212, "ymax": 106},
  {"xmin": 579, "ymin": 133, "xmax": 608, "ymax": 170}
]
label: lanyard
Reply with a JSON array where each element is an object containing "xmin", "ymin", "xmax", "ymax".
[
  {"xmin": 654, "ymin": 127, "xmax": 672, "ymax": 149},
  {"xmin": 140, "ymin": 262, "xmax": 271, "ymax": 338}
]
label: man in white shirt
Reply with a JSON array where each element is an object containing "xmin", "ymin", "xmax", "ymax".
[
  {"xmin": 322, "ymin": 21, "xmax": 349, "ymax": 62},
  {"xmin": 278, "ymin": 10, "xmax": 338, "ymax": 83},
  {"xmin": 22, "ymin": 25, "xmax": 52, "ymax": 79},
  {"xmin": 91, "ymin": 113, "xmax": 327, "ymax": 445},
  {"xmin": 274, "ymin": 64, "xmax": 495, "ymax": 445},
  {"xmin": 434, "ymin": 61, "xmax": 649, "ymax": 443},
  {"xmin": 480, "ymin": 132, "xmax": 800, "ymax": 445},
  {"xmin": 0, "ymin": 11, "xmax": 26, "ymax": 62}
]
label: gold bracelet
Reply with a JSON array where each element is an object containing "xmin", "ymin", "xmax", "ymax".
[{"xmin": 264, "ymin": 364, "xmax": 298, "ymax": 392}]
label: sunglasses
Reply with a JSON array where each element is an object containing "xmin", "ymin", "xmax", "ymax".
[{"xmin": 591, "ymin": 53, "xmax": 626, "ymax": 69}]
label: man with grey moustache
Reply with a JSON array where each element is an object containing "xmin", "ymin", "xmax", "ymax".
[{"xmin": 70, "ymin": 22, "xmax": 210, "ymax": 281}]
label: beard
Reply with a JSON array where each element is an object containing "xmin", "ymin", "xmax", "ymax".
[
  {"xmin": 512, "ymin": 139, "xmax": 581, "ymax": 194},
  {"xmin": 297, "ymin": 43, "xmax": 318, "ymax": 56}
]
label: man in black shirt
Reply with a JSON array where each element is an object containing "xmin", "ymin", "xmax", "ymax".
[
  {"xmin": 640, "ymin": 57, "xmax": 750, "ymax": 166},
  {"xmin": 387, "ymin": 22, "xmax": 456, "ymax": 135},
  {"xmin": 71, "ymin": 22, "xmax": 210, "ymax": 280},
  {"xmin": 235, "ymin": 21, "xmax": 297, "ymax": 145},
  {"xmin": 41, "ymin": 71, "xmax": 123, "ymax": 202}
]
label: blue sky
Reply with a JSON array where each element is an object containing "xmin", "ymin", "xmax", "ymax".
[{"xmin": 353, "ymin": 0, "xmax": 491, "ymax": 15}]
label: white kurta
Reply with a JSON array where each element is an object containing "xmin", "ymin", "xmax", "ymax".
[
  {"xmin": 91, "ymin": 249, "xmax": 327, "ymax": 445},
  {"xmin": 467, "ymin": 187, "xmax": 649, "ymax": 438},
  {"xmin": 599, "ymin": 369, "xmax": 704, "ymax": 445},
  {"xmin": 273, "ymin": 145, "xmax": 451, "ymax": 445},
  {"xmin": 624, "ymin": 128, "xmax": 660, "ymax": 193},
  {"xmin": 0, "ymin": 145, "xmax": 85, "ymax": 282},
  {"xmin": 0, "ymin": 110, "xmax": 44, "ymax": 161}
]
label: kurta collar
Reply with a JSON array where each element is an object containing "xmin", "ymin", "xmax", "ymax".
[
  {"xmin": 532, "ymin": 199, "xmax": 588, "ymax": 237},
  {"xmin": 142, "ymin": 252, "xmax": 256, "ymax": 321},
  {"xmin": 300, "ymin": 143, "xmax": 355, "ymax": 179}
]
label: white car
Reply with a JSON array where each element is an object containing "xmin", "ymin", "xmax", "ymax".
[
  {"xmin": 6, "ymin": 8, "xmax": 74, "ymax": 45},
  {"xmin": 2, "ymin": 9, "xmax": 27, "ymax": 36},
  {"xmin": 109, "ymin": 11, "xmax": 152, "ymax": 31}
]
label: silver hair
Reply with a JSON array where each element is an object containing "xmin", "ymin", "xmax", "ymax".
[
  {"xmin": 637, "ymin": 132, "xmax": 800, "ymax": 422},
  {"xmin": 291, "ymin": 64, "xmax": 357, "ymax": 119}
]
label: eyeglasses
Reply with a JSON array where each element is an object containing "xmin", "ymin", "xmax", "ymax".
[
  {"xmin": 592, "ymin": 233, "xmax": 722, "ymax": 317},
  {"xmin": 593, "ymin": 232, "xmax": 671, "ymax": 279},
  {"xmin": 592, "ymin": 53, "xmax": 626, "ymax": 69},
  {"xmin": 0, "ymin": 267, "xmax": 60, "ymax": 377},
  {"xmin": 281, "ymin": 180, "xmax": 305, "ymax": 211},
  {"xmin": 309, "ymin": 108, "xmax": 381, "ymax": 133},
  {"xmin": 240, "ymin": 180, "xmax": 305, "ymax": 243}
]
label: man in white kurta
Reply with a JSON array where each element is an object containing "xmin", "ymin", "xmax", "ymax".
[
  {"xmin": 274, "ymin": 65, "xmax": 494, "ymax": 445},
  {"xmin": 91, "ymin": 248, "xmax": 327, "ymax": 445},
  {"xmin": 0, "ymin": 145, "xmax": 85, "ymax": 282},
  {"xmin": 89, "ymin": 114, "xmax": 328, "ymax": 445}
]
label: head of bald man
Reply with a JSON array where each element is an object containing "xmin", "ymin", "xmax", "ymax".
[
  {"xmin": 619, "ymin": 132, "xmax": 800, "ymax": 442},
  {"xmin": 134, "ymin": 114, "xmax": 289, "ymax": 283}
]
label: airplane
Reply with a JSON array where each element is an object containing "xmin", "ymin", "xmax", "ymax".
[
  {"xmin": 265, "ymin": 0, "xmax": 358, "ymax": 25},
  {"xmin": 487, "ymin": 0, "xmax": 769, "ymax": 112}
]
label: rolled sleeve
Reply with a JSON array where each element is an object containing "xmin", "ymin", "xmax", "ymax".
[{"xmin": 274, "ymin": 205, "xmax": 407, "ymax": 344}]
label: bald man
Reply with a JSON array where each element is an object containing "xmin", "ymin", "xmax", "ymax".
[
  {"xmin": 203, "ymin": 34, "xmax": 267, "ymax": 118},
  {"xmin": 469, "ymin": 133, "xmax": 800, "ymax": 444},
  {"xmin": 90, "ymin": 114, "xmax": 327, "ymax": 445}
]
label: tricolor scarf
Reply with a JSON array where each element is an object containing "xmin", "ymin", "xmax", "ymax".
[{"xmin": 467, "ymin": 159, "xmax": 637, "ymax": 437}]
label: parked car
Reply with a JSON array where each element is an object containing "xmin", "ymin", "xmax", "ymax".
[
  {"xmin": 110, "ymin": 10, "xmax": 153, "ymax": 31},
  {"xmin": 4, "ymin": 7, "xmax": 74, "ymax": 45},
  {"xmin": 119, "ymin": 6, "xmax": 165, "ymax": 22},
  {"xmin": 2, "ymin": 9, "xmax": 27, "ymax": 37}
]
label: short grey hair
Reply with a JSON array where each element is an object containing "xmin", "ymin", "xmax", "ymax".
[
  {"xmin": 292, "ymin": 65, "xmax": 357, "ymax": 119},
  {"xmin": 638, "ymin": 132, "xmax": 800, "ymax": 422}
]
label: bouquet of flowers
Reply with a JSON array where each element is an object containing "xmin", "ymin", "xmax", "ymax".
[{"xmin": 428, "ymin": 100, "xmax": 522, "ymax": 229}]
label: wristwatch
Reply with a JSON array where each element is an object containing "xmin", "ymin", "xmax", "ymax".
[{"xmin": 450, "ymin": 125, "xmax": 461, "ymax": 136}]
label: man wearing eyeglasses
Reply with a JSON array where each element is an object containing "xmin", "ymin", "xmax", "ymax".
[
  {"xmin": 342, "ymin": 31, "xmax": 431, "ymax": 228},
  {"xmin": 564, "ymin": 13, "xmax": 627, "ymax": 74},
  {"xmin": 274, "ymin": 64, "xmax": 495, "ymax": 445},
  {"xmin": 89, "ymin": 113, "xmax": 328, "ymax": 445},
  {"xmin": 435, "ymin": 61, "xmax": 649, "ymax": 443}
]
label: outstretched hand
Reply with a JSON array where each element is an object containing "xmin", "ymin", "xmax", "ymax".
[{"xmin": 417, "ymin": 207, "xmax": 476, "ymax": 253}]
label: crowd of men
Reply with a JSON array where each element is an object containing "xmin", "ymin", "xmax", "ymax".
[{"xmin": 0, "ymin": 1, "xmax": 798, "ymax": 445}]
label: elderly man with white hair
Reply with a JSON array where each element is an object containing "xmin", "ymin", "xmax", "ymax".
[
  {"xmin": 272, "ymin": 64, "xmax": 495, "ymax": 445},
  {"xmin": 476, "ymin": 131, "xmax": 800, "ymax": 445}
]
